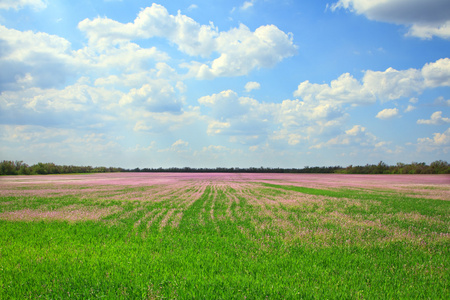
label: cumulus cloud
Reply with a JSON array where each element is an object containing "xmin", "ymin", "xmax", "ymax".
[
  {"xmin": 158, "ymin": 139, "xmax": 191, "ymax": 154},
  {"xmin": 276, "ymin": 99, "xmax": 346, "ymax": 132},
  {"xmin": 0, "ymin": 25, "xmax": 82, "ymax": 91},
  {"xmin": 199, "ymin": 90, "xmax": 249, "ymax": 118},
  {"xmin": 186, "ymin": 24, "xmax": 297, "ymax": 78},
  {"xmin": 417, "ymin": 111, "xmax": 450, "ymax": 125},
  {"xmin": 312, "ymin": 125, "xmax": 378, "ymax": 149},
  {"xmin": 0, "ymin": 78, "xmax": 122, "ymax": 127},
  {"xmin": 187, "ymin": 4, "xmax": 198, "ymax": 11},
  {"xmin": 199, "ymin": 88, "xmax": 350, "ymax": 147},
  {"xmin": 132, "ymin": 109, "xmax": 203, "ymax": 133},
  {"xmin": 417, "ymin": 128, "xmax": 450, "ymax": 152},
  {"xmin": 0, "ymin": 124, "xmax": 122, "ymax": 165},
  {"xmin": 330, "ymin": 0, "xmax": 450, "ymax": 39},
  {"xmin": 0, "ymin": 23, "xmax": 169, "ymax": 92},
  {"xmin": 421, "ymin": 58, "xmax": 450, "ymax": 87},
  {"xmin": 78, "ymin": 4, "xmax": 296, "ymax": 78},
  {"xmin": 0, "ymin": 0, "xmax": 47, "ymax": 11},
  {"xmin": 245, "ymin": 81, "xmax": 260, "ymax": 92},
  {"xmin": 119, "ymin": 80, "xmax": 183, "ymax": 113},
  {"xmin": 294, "ymin": 73, "xmax": 375, "ymax": 105},
  {"xmin": 241, "ymin": 0, "xmax": 256, "ymax": 11},
  {"xmin": 172, "ymin": 139, "xmax": 189, "ymax": 148},
  {"xmin": 199, "ymin": 90, "xmax": 274, "ymax": 144},
  {"xmin": 294, "ymin": 58, "xmax": 450, "ymax": 105},
  {"xmin": 78, "ymin": 4, "xmax": 218, "ymax": 56},
  {"xmin": 404, "ymin": 105, "xmax": 416, "ymax": 112},
  {"xmin": 408, "ymin": 22, "xmax": 450, "ymax": 39},
  {"xmin": 84, "ymin": 43, "xmax": 169, "ymax": 72},
  {"xmin": 206, "ymin": 120, "xmax": 231, "ymax": 135},
  {"xmin": 133, "ymin": 120, "xmax": 152, "ymax": 132},
  {"xmin": 363, "ymin": 67, "xmax": 423, "ymax": 100},
  {"xmin": 202, "ymin": 145, "xmax": 229, "ymax": 153},
  {"xmin": 376, "ymin": 108, "xmax": 399, "ymax": 120},
  {"xmin": 434, "ymin": 96, "xmax": 450, "ymax": 107}
]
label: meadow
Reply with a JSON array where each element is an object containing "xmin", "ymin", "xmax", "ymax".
[{"xmin": 0, "ymin": 173, "xmax": 449, "ymax": 299}]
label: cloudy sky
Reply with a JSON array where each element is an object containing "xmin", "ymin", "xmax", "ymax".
[{"xmin": 1, "ymin": 0, "xmax": 449, "ymax": 168}]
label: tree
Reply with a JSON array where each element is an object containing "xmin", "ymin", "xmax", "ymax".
[{"xmin": 430, "ymin": 160, "xmax": 449, "ymax": 174}]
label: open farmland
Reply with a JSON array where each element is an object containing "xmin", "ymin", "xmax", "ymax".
[{"xmin": 0, "ymin": 173, "xmax": 449, "ymax": 299}]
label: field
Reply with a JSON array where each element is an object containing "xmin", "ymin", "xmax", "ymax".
[{"xmin": 0, "ymin": 173, "xmax": 449, "ymax": 299}]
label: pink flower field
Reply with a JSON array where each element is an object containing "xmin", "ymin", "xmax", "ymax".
[
  {"xmin": 1, "ymin": 172, "xmax": 449, "ymax": 247},
  {"xmin": 1, "ymin": 172, "xmax": 449, "ymax": 200}
]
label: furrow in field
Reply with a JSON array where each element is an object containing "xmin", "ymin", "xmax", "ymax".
[
  {"xmin": 170, "ymin": 212, "xmax": 183, "ymax": 228},
  {"xmin": 147, "ymin": 208, "xmax": 167, "ymax": 229},
  {"xmin": 209, "ymin": 183, "xmax": 216, "ymax": 221},
  {"xmin": 0, "ymin": 205, "xmax": 122, "ymax": 222},
  {"xmin": 160, "ymin": 208, "xmax": 175, "ymax": 230},
  {"xmin": 177, "ymin": 180, "xmax": 208, "ymax": 210},
  {"xmin": 223, "ymin": 188, "xmax": 238, "ymax": 222}
]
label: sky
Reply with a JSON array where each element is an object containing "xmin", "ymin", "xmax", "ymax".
[{"xmin": 0, "ymin": 0, "xmax": 449, "ymax": 168}]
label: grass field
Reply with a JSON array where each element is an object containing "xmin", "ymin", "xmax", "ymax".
[{"xmin": 0, "ymin": 173, "xmax": 449, "ymax": 299}]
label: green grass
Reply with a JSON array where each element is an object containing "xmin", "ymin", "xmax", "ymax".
[{"xmin": 0, "ymin": 182, "xmax": 449, "ymax": 299}]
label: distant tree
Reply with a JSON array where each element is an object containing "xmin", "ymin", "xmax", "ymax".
[{"xmin": 430, "ymin": 160, "xmax": 449, "ymax": 174}]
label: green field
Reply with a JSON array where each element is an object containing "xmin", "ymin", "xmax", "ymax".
[{"xmin": 0, "ymin": 175, "xmax": 449, "ymax": 299}]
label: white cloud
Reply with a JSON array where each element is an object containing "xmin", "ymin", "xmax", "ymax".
[
  {"xmin": 0, "ymin": 25, "xmax": 82, "ymax": 90},
  {"xmin": 417, "ymin": 111, "xmax": 450, "ymax": 125},
  {"xmin": 158, "ymin": 139, "xmax": 191, "ymax": 154},
  {"xmin": 78, "ymin": 4, "xmax": 296, "ymax": 78},
  {"xmin": 294, "ymin": 58, "xmax": 450, "ymax": 105},
  {"xmin": 187, "ymin": 24, "xmax": 297, "ymax": 78},
  {"xmin": 199, "ymin": 88, "xmax": 350, "ymax": 147},
  {"xmin": 376, "ymin": 108, "xmax": 399, "ymax": 120},
  {"xmin": 206, "ymin": 120, "xmax": 231, "ymax": 135},
  {"xmin": 276, "ymin": 99, "xmax": 346, "ymax": 131},
  {"xmin": 82, "ymin": 43, "xmax": 169, "ymax": 72},
  {"xmin": 202, "ymin": 145, "xmax": 229, "ymax": 153},
  {"xmin": 133, "ymin": 120, "xmax": 152, "ymax": 132},
  {"xmin": 0, "ymin": 79, "xmax": 122, "ymax": 127},
  {"xmin": 330, "ymin": 0, "xmax": 450, "ymax": 39},
  {"xmin": 198, "ymin": 90, "xmax": 263, "ymax": 119},
  {"xmin": 241, "ymin": 1, "xmax": 256, "ymax": 11},
  {"xmin": 294, "ymin": 73, "xmax": 375, "ymax": 105},
  {"xmin": 0, "ymin": 0, "xmax": 46, "ymax": 11},
  {"xmin": 312, "ymin": 125, "xmax": 378, "ymax": 149},
  {"xmin": 95, "ymin": 72, "xmax": 154, "ymax": 88},
  {"xmin": 78, "ymin": 4, "xmax": 218, "ymax": 56},
  {"xmin": 363, "ymin": 67, "xmax": 423, "ymax": 101},
  {"xmin": 131, "ymin": 109, "xmax": 203, "ymax": 133},
  {"xmin": 409, "ymin": 97, "xmax": 419, "ymax": 104},
  {"xmin": 245, "ymin": 81, "xmax": 260, "ymax": 92},
  {"xmin": 119, "ymin": 80, "xmax": 183, "ymax": 113},
  {"xmin": 434, "ymin": 96, "xmax": 450, "ymax": 107},
  {"xmin": 0, "ymin": 124, "xmax": 123, "ymax": 165},
  {"xmin": 172, "ymin": 139, "xmax": 189, "ymax": 148},
  {"xmin": 417, "ymin": 128, "xmax": 450, "ymax": 152},
  {"xmin": 404, "ymin": 105, "xmax": 416, "ymax": 112},
  {"xmin": 0, "ymin": 18, "xmax": 172, "ymax": 92},
  {"xmin": 408, "ymin": 21, "xmax": 450, "ymax": 39},
  {"xmin": 187, "ymin": 4, "xmax": 198, "ymax": 11},
  {"xmin": 271, "ymin": 129, "xmax": 306, "ymax": 146},
  {"xmin": 421, "ymin": 58, "xmax": 450, "ymax": 87},
  {"xmin": 199, "ymin": 90, "xmax": 274, "ymax": 144}
]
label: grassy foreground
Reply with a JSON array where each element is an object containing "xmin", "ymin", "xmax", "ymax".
[{"xmin": 0, "ymin": 180, "xmax": 449, "ymax": 299}]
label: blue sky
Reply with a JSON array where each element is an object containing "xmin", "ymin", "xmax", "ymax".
[{"xmin": 0, "ymin": 0, "xmax": 449, "ymax": 168}]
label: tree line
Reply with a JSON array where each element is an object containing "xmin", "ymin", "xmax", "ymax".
[
  {"xmin": 1, "ymin": 160, "xmax": 449, "ymax": 176},
  {"xmin": 0, "ymin": 161, "xmax": 123, "ymax": 175},
  {"xmin": 123, "ymin": 166, "xmax": 343, "ymax": 174},
  {"xmin": 336, "ymin": 160, "xmax": 449, "ymax": 174}
]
